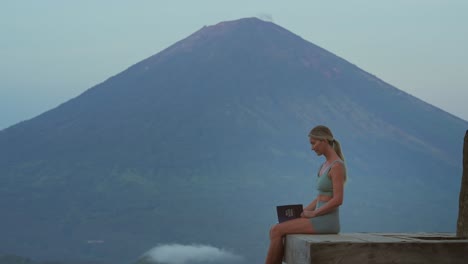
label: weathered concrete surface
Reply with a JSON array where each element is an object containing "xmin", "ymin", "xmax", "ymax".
[{"xmin": 284, "ymin": 233, "xmax": 468, "ymax": 264}]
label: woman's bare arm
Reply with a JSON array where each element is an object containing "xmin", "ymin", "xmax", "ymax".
[
  {"xmin": 304, "ymin": 198, "xmax": 318, "ymax": 211},
  {"xmin": 301, "ymin": 198, "xmax": 318, "ymax": 217}
]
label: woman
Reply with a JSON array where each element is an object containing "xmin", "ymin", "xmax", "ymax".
[{"xmin": 265, "ymin": 125, "xmax": 347, "ymax": 264}]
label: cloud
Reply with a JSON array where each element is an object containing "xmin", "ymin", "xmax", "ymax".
[
  {"xmin": 142, "ymin": 244, "xmax": 243, "ymax": 264},
  {"xmin": 256, "ymin": 13, "xmax": 274, "ymax": 22}
]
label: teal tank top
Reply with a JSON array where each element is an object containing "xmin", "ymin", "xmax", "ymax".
[{"xmin": 317, "ymin": 159, "xmax": 344, "ymax": 196}]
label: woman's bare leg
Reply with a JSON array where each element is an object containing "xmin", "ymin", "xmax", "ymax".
[{"xmin": 265, "ymin": 218, "xmax": 315, "ymax": 264}]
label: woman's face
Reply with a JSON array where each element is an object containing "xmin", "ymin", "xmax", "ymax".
[{"xmin": 310, "ymin": 137, "xmax": 325, "ymax": 155}]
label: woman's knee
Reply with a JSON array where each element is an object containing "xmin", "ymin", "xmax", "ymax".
[{"xmin": 269, "ymin": 224, "xmax": 284, "ymax": 240}]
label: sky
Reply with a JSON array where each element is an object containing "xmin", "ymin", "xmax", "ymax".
[{"xmin": 1, "ymin": 0, "xmax": 467, "ymax": 130}]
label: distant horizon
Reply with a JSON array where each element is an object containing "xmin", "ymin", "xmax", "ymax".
[{"xmin": 1, "ymin": 1, "xmax": 467, "ymax": 130}]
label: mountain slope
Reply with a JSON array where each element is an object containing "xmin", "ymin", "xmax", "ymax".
[{"xmin": 0, "ymin": 17, "xmax": 466, "ymax": 264}]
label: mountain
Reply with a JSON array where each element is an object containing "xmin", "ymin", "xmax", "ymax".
[{"xmin": 0, "ymin": 17, "xmax": 466, "ymax": 264}]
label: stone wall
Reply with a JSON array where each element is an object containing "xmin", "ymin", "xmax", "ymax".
[{"xmin": 284, "ymin": 233, "xmax": 468, "ymax": 264}]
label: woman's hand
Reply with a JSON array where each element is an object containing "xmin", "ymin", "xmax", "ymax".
[{"xmin": 301, "ymin": 210, "xmax": 318, "ymax": 218}]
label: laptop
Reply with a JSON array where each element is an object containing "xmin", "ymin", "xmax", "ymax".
[{"xmin": 276, "ymin": 204, "xmax": 303, "ymax": 223}]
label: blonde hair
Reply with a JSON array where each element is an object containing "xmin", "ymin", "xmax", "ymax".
[{"xmin": 308, "ymin": 125, "xmax": 345, "ymax": 162}]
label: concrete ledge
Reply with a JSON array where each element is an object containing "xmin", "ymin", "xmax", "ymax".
[{"xmin": 284, "ymin": 233, "xmax": 468, "ymax": 264}]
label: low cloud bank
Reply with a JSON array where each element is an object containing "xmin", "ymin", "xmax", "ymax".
[{"xmin": 143, "ymin": 243, "xmax": 243, "ymax": 264}]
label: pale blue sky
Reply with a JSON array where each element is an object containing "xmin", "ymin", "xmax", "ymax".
[{"xmin": 1, "ymin": 0, "xmax": 467, "ymax": 130}]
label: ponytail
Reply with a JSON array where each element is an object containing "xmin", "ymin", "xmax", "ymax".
[{"xmin": 332, "ymin": 139, "xmax": 345, "ymax": 162}]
